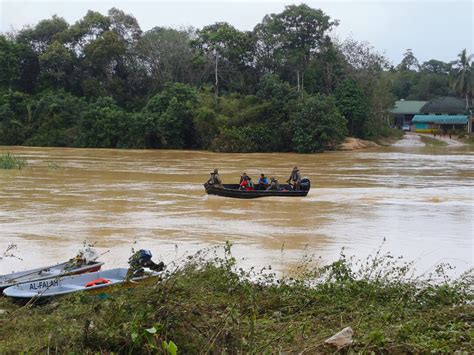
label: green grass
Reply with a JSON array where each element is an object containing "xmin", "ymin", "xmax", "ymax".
[
  {"xmin": 420, "ymin": 136, "xmax": 448, "ymax": 146},
  {"xmin": 0, "ymin": 152, "xmax": 28, "ymax": 169},
  {"xmin": 460, "ymin": 135, "xmax": 474, "ymax": 145},
  {"xmin": 0, "ymin": 246, "xmax": 472, "ymax": 353}
]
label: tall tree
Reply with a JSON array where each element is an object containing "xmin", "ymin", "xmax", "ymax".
[
  {"xmin": 64, "ymin": 10, "xmax": 110, "ymax": 53},
  {"xmin": 339, "ymin": 38, "xmax": 393, "ymax": 137},
  {"xmin": 259, "ymin": 5, "xmax": 336, "ymax": 92},
  {"xmin": 420, "ymin": 59, "xmax": 451, "ymax": 75},
  {"xmin": 38, "ymin": 40, "xmax": 73, "ymax": 88},
  {"xmin": 451, "ymin": 49, "xmax": 473, "ymax": 110},
  {"xmin": 194, "ymin": 22, "xmax": 252, "ymax": 96},
  {"xmin": 398, "ymin": 49, "xmax": 419, "ymax": 71},
  {"xmin": 138, "ymin": 27, "xmax": 197, "ymax": 91},
  {"xmin": 16, "ymin": 15, "xmax": 69, "ymax": 53},
  {"xmin": 0, "ymin": 35, "xmax": 20, "ymax": 88},
  {"xmin": 335, "ymin": 79, "xmax": 368, "ymax": 137}
]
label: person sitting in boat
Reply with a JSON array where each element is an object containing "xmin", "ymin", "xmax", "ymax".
[
  {"xmin": 239, "ymin": 174, "xmax": 254, "ymax": 191},
  {"xmin": 287, "ymin": 167, "xmax": 301, "ymax": 190},
  {"xmin": 266, "ymin": 177, "xmax": 279, "ymax": 191},
  {"xmin": 246, "ymin": 177, "xmax": 255, "ymax": 191},
  {"xmin": 207, "ymin": 168, "xmax": 223, "ymax": 188},
  {"xmin": 257, "ymin": 173, "xmax": 269, "ymax": 189},
  {"xmin": 239, "ymin": 172, "xmax": 249, "ymax": 184}
]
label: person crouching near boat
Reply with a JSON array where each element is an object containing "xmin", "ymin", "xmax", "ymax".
[
  {"xmin": 287, "ymin": 167, "xmax": 301, "ymax": 190},
  {"xmin": 207, "ymin": 168, "xmax": 223, "ymax": 188}
]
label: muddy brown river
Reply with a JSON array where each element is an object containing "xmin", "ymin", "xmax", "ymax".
[{"xmin": 1, "ymin": 146, "xmax": 473, "ymax": 276}]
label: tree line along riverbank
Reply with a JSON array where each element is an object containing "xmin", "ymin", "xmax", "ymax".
[
  {"xmin": 0, "ymin": 4, "xmax": 471, "ymax": 153},
  {"xmin": 1, "ymin": 246, "xmax": 472, "ymax": 353}
]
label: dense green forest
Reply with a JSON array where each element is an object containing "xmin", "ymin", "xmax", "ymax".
[{"xmin": 0, "ymin": 5, "xmax": 471, "ymax": 152}]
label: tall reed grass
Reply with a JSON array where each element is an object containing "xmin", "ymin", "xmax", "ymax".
[{"xmin": 0, "ymin": 152, "xmax": 28, "ymax": 169}]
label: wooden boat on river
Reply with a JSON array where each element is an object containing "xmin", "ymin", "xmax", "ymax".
[
  {"xmin": 0, "ymin": 260, "xmax": 104, "ymax": 291},
  {"xmin": 204, "ymin": 178, "xmax": 311, "ymax": 199},
  {"xmin": 2, "ymin": 268, "xmax": 159, "ymax": 300}
]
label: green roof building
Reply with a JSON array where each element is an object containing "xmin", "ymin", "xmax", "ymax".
[
  {"xmin": 389, "ymin": 100, "xmax": 427, "ymax": 128},
  {"xmin": 390, "ymin": 97, "xmax": 471, "ymax": 133},
  {"xmin": 390, "ymin": 100, "xmax": 427, "ymax": 115}
]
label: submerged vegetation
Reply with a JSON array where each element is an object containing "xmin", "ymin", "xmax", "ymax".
[
  {"xmin": 420, "ymin": 136, "xmax": 449, "ymax": 146},
  {"xmin": 0, "ymin": 5, "xmax": 471, "ymax": 152},
  {"xmin": 1, "ymin": 246, "xmax": 472, "ymax": 353},
  {"xmin": 0, "ymin": 152, "xmax": 27, "ymax": 169}
]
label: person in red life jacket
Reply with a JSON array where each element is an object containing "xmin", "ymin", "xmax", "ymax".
[
  {"xmin": 239, "ymin": 173, "xmax": 254, "ymax": 191},
  {"xmin": 245, "ymin": 177, "xmax": 255, "ymax": 191}
]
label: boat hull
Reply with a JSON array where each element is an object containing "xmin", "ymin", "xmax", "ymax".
[
  {"xmin": 204, "ymin": 183, "xmax": 309, "ymax": 199},
  {"xmin": 0, "ymin": 261, "xmax": 104, "ymax": 291},
  {"xmin": 2, "ymin": 268, "xmax": 159, "ymax": 300}
]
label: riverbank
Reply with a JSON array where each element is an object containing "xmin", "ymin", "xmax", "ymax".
[
  {"xmin": 1, "ymin": 248, "xmax": 472, "ymax": 353},
  {"xmin": 338, "ymin": 128, "xmax": 403, "ymax": 150}
]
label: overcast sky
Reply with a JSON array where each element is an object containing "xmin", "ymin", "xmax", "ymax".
[{"xmin": 1, "ymin": 0, "xmax": 472, "ymax": 65}]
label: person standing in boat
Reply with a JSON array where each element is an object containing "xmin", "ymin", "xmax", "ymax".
[
  {"xmin": 287, "ymin": 167, "xmax": 301, "ymax": 190},
  {"xmin": 207, "ymin": 168, "xmax": 223, "ymax": 188}
]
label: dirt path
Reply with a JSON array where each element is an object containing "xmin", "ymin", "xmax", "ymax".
[
  {"xmin": 392, "ymin": 133, "xmax": 467, "ymax": 147},
  {"xmin": 391, "ymin": 133, "xmax": 425, "ymax": 147}
]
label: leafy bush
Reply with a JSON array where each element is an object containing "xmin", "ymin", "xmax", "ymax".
[{"xmin": 291, "ymin": 94, "xmax": 347, "ymax": 152}]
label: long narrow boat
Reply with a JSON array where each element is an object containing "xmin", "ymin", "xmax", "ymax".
[
  {"xmin": 0, "ymin": 260, "xmax": 104, "ymax": 291},
  {"xmin": 3, "ymin": 268, "xmax": 159, "ymax": 300},
  {"xmin": 204, "ymin": 178, "xmax": 311, "ymax": 199}
]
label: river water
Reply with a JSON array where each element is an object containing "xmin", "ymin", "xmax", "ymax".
[{"xmin": 1, "ymin": 146, "xmax": 473, "ymax": 276}]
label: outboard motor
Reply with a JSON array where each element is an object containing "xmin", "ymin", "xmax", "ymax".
[
  {"xmin": 128, "ymin": 249, "xmax": 165, "ymax": 277},
  {"xmin": 300, "ymin": 178, "xmax": 311, "ymax": 191}
]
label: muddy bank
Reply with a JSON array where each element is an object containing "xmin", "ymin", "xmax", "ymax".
[{"xmin": 338, "ymin": 137, "xmax": 380, "ymax": 150}]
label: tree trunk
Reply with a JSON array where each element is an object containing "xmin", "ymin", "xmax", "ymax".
[
  {"xmin": 214, "ymin": 49, "xmax": 219, "ymax": 97},
  {"xmin": 301, "ymin": 71, "xmax": 304, "ymax": 93},
  {"xmin": 296, "ymin": 70, "xmax": 300, "ymax": 92}
]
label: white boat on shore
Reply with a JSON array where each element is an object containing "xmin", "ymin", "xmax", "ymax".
[
  {"xmin": 2, "ymin": 268, "xmax": 159, "ymax": 300},
  {"xmin": 0, "ymin": 260, "xmax": 104, "ymax": 291}
]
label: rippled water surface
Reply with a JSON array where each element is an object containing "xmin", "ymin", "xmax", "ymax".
[{"xmin": 1, "ymin": 146, "xmax": 473, "ymax": 275}]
